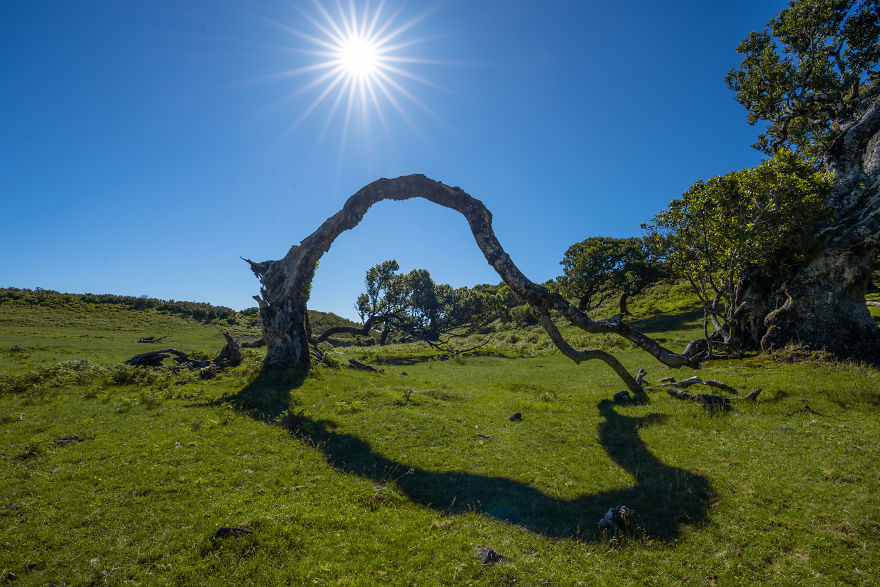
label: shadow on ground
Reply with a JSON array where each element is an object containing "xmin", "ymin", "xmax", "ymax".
[
  {"xmin": 629, "ymin": 308, "xmax": 704, "ymax": 335},
  {"xmin": 222, "ymin": 372, "xmax": 714, "ymax": 541}
]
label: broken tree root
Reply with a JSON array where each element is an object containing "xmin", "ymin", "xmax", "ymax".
[{"xmin": 124, "ymin": 332, "xmax": 242, "ymax": 379}]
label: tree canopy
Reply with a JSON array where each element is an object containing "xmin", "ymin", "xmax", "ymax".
[
  {"xmin": 726, "ymin": 0, "xmax": 880, "ymax": 159},
  {"xmin": 356, "ymin": 260, "xmax": 500, "ymax": 348},
  {"xmin": 646, "ymin": 150, "xmax": 833, "ymax": 347},
  {"xmin": 559, "ymin": 237, "xmax": 663, "ymax": 314}
]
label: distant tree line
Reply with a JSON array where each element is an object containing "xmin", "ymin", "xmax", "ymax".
[{"xmin": 0, "ymin": 287, "xmax": 357, "ymax": 331}]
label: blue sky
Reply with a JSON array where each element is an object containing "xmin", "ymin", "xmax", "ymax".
[{"xmin": 1, "ymin": 1, "xmax": 784, "ymax": 320}]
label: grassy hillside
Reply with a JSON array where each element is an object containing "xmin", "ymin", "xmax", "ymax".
[
  {"xmin": 1, "ymin": 293, "xmax": 879, "ymax": 584},
  {"xmin": 0, "ymin": 288, "xmax": 358, "ymax": 374}
]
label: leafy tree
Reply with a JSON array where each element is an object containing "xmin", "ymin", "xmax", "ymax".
[
  {"xmin": 356, "ymin": 259, "xmax": 406, "ymax": 344},
  {"xmin": 726, "ymin": 0, "xmax": 880, "ymax": 158},
  {"xmin": 355, "ymin": 260, "xmax": 500, "ymax": 348},
  {"xmin": 716, "ymin": 0, "xmax": 880, "ymax": 359},
  {"xmin": 559, "ymin": 237, "xmax": 663, "ymax": 315},
  {"xmin": 646, "ymin": 150, "xmax": 832, "ymax": 353}
]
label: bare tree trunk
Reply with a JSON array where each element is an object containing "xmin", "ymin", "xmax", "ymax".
[
  {"xmin": 578, "ymin": 295, "xmax": 590, "ymax": 312},
  {"xmin": 618, "ymin": 290, "xmax": 630, "ymax": 316},
  {"xmin": 761, "ymin": 243, "xmax": 880, "ymax": 361},
  {"xmin": 702, "ymin": 311, "xmax": 713, "ymax": 360},
  {"xmin": 246, "ymin": 175, "xmax": 695, "ymax": 400},
  {"xmin": 245, "ymin": 258, "xmax": 314, "ymax": 372}
]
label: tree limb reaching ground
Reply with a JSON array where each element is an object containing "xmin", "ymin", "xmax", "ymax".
[{"xmin": 246, "ymin": 175, "xmax": 699, "ymax": 403}]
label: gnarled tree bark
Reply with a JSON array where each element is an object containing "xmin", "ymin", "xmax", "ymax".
[
  {"xmin": 732, "ymin": 97, "xmax": 880, "ymax": 363},
  {"xmin": 246, "ymin": 175, "xmax": 696, "ymax": 402}
]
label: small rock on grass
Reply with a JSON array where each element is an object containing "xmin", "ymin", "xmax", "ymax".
[
  {"xmin": 509, "ymin": 412, "xmax": 522, "ymax": 422},
  {"xmin": 597, "ymin": 505, "xmax": 634, "ymax": 531},
  {"xmin": 474, "ymin": 546, "xmax": 503, "ymax": 565}
]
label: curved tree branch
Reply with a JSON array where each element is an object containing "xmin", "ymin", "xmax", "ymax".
[
  {"xmin": 312, "ymin": 314, "xmax": 385, "ymax": 345},
  {"xmin": 249, "ymin": 175, "xmax": 696, "ymax": 397}
]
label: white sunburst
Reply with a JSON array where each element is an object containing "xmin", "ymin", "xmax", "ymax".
[{"xmin": 271, "ymin": 0, "xmax": 443, "ymax": 140}]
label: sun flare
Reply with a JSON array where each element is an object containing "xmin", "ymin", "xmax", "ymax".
[{"xmin": 271, "ymin": 0, "xmax": 442, "ymax": 138}]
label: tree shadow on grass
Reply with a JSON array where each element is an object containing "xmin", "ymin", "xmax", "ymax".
[
  {"xmin": 629, "ymin": 308, "xmax": 704, "ymax": 335},
  {"xmin": 224, "ymin": 373, "xmax": 714, "ymax": 541}
]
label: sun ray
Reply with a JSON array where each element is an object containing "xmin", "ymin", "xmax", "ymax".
[
  {"xmin": 291, "ymin": 69, "xmax": 348, "ymax": 129},
  {"xmin": 269, "ymin": 0, "xmax": 449, "ymax": 141},
  {"xmin": 372, "ymin": 68, "xmax": 436, "ymax": 117}
]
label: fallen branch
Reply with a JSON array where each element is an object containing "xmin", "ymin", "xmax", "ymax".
[
  {"xmin": 742, "ymin": 389, "xmax": 762, "ymax": 401},
  {"xmin": 137, "ymin": 336, "xmax": 167, "ymax": 344},
  {"xmin": 785, "ymin": 404, "xmax": 820, "ymax": 416},
  {"xmin": 125, "ymin": 348, "xmax": 194, "ymax": 368},
  {"xmin": 312, "ymin": 314, "xmax": 385, "ymax": 345},
  {"xmin": 347, "ymin": 358, "xmax": 382, "ymax": 373},
  {"xmin": 667, "ymin": 387, "xmax": 762, "ymax": 410},
  {"xmin": 657, "ymin": 376, "xmax": 740, "ymax": 395},
  {"xmin": 123, "ymin": 332, "xmax": 242, "ymax": 379},
  {"xmin": 52, "ymin": 435, "xmax": 95, "ymax": 446},
  {"xmin": 666, "ymin": 388, "xmax": 732, "ymax": 410}
]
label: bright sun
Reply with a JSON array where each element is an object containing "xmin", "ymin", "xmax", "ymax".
[
  {"xmin": 338, "ymin": 36, "xmax": 379, "ymax": 78},
  {"xmin": 272, "ymin": 0, "xmax": 439, "ymax": 136}
]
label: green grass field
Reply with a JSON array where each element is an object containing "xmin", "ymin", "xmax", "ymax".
[{"xmin": 2, "ymin": 292, "xmax": 879, "ymax": 585}]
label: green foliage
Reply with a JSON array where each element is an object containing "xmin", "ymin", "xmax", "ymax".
[
  {"xmin": 726, "ymin": 0, "xmax": 880, "ymax": 156},
  {"xmin": 356, "ymin": 260, "xmax": 502, "ymax": 344},
  {"xmin": 645, "ymin": 150, "xmax": 833, "ymax": 326},
  {"xmin": 558, "ymin": 237, "xmax": 663, "ymax": 313},
  {"xmin": 307, "ymin": 309, "xmax": 360, "ymax": 335}
]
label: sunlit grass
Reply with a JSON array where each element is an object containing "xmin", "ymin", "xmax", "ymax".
[{"xmin": 1, "ymin": 296, "xmax": 879, "ymax": 583}]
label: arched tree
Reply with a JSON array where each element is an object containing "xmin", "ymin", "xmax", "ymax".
[
  {"xmin": 724, "ymin": 0, "xmax": 880, "ymax": 360},
  {"xmin": 559, "ymin": 237, "xmax": 664, "ymax": 315},
  {"xmin": 246, "ymin": 175, "xmax": 697, "ymax": 403}
]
